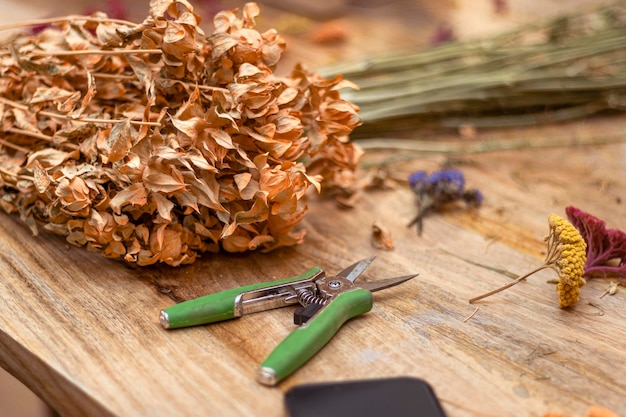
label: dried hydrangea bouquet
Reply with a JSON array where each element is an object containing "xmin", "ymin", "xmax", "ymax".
[{"xmin": 0, "ymin": 1, "xmax": 361, "ymax": 266}]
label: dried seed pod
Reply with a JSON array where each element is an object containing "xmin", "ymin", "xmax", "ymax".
[{"xmin": 371, "ymin": 221, "xmax": 394, "ymax": 250}]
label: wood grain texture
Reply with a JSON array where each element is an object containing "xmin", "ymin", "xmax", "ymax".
[{"xmin": 1, "ymin": 133, "xmax": 625, "ymax": 417}]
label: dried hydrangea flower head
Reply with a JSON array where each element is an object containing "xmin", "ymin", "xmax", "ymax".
[
  {"xmin": 470, "ymin": 214, "xmax": 587, "ymax": 308},
  {"xmin": 0, "ymin": 1, "xmax": 361, "ymax": 266},
  {"xmin": 408, "ymin": 169, "xmax": 483, "ymax": 235}
]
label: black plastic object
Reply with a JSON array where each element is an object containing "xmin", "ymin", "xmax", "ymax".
[
  {"xmin": 293, "ymin": 303, "xmax": 324, "ymax": 325},
  {"xmin": 284, "ymin": 377, "xmax": 447, "ymax": 417}
]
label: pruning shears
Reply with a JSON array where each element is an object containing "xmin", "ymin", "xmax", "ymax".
[{"xmin": 159, "ymin": 257, "xmax": 417, "ymax": 386}]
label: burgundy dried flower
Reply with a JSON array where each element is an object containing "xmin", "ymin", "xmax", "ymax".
[{"xmin": 565, "ymin": 206, "xmax": 626, "ymax": 278}]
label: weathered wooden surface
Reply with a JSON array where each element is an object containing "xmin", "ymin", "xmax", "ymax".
[
  {"xmin": 1, "ymin": 1, "xmax": 626, "ymax": 417},
  {"xmin": 1, "ymin": 117, "xmax": 625, "ymax": 417}
]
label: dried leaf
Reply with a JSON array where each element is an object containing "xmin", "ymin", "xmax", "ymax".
[
  {"xmin": 372, "ymin": 221, "xmax": 394, "ymax": 250},
  {"xmin": 143, "ymin": 165, "xmax": 187, "ymax": 193},
  {"xmin": 104, "ymin": 119, "xmax": 134, "ymax": 163},
  {"xmin": 109, "ymin": 183, "xmax": 148, "ymax": 214},
  {"xmin": 152, "ymin": 192, "xmax": 175, "ymax": 221},
  {"xmin": 31, "ymin": 160, "xmax": 51, "ymax": 193}
]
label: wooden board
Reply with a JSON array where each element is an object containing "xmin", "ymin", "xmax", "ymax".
[
  {"xmin": 1, "ymin": 1, "xmax": 625, "ymax": 416},
  {"xmin": 1, "ymin": 121, "xmax": 625, "ymax": 416}
]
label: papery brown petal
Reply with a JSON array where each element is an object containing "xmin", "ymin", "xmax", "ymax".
[
  {"xmin": 31, "ymin": 160, "xmax": 51, "ymax": 193},
  {"xmin": 152, "ymin": 192, "xmax": 175, "ymax": 221},
  {"xmin": 103, "ymin": 240, "xmax": 126, "ymax": 258},
  {"xmin": 171, "ymin": 115, "xmax": 206, "ymax": 140},
  {"xmin": 189, "ymin": 175, "xmax": 227, "ymax": 212},
  {"xmin": 237, "ymin": 62, "xmax": 262, "ymax": 78},
  {"xmin": 135, "ymin": 224, "xmax": 150, "ymax": 245},
  {"xmin": 242, "ymin": 3, "xmax": 260, "ymax": 27},
  {"xmin": 143, "ymin": 166, "xmax": 187, "ymax": 193},
  {"xmin": 212, "ymin": 9, "xmax": 236, "ymax": 33},
  {"xmin": 174, "ymin": 190, "xmax": 199, "ymax": 213},
  {"xmin": 150, "ymin": 0, "xmax": 174, "ymax": 19},
  {"xmin": 26, "ymin": 148, "xmax": 73, "ymax": 169},
  {"xmin": 96, "ymin": 21, "xmax": 129, "ymax": 46},
  {"xmin": 109, "ymin": 183, "xmax": 148, "ymax": 214},
  {"xmin": 28, "ymin": 86, "xmax": 75, "ymax": 104},
  {"xmin": 221, "ymin": 194, "xmax": 268, "ymax": 238},
  {"xmin": 210, "ymin": 33, "xmax": 239, "ymax": 59},
  {"xmin": 137, "ymin": 250, "xmax": 160, "ymax": 266},
  {"xmin": 208, "ymin": 128, "xmax": 235, "ymax": 149},
  {"xmin": 150, "ymin": 224, "xmax": 183, "ymax": 262},
  {"xmin": 277, "ymin": 87, "xmax": 298, "ymax": 106},
  {"xmin": 221, "ymin": 233, "xmax": 251, "ymax": 253},
  {"xmin": 248, "ymin": 235, "xmax": 274, "ymax": 250},
  {"xmin": 105, "ymin": 119, "xmax": 134, "ymax": 163}
]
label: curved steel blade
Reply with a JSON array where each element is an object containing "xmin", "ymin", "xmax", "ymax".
[
  {"xmin": 358, "ymin": 274, "xmax": 418, "ymax": 293},
  {"xmin": 337, "ymin": 256, "xmax": 376, "ymax": 282}
]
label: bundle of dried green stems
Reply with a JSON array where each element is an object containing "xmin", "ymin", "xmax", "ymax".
[{"xmin": 323, "ymin": 2, "xmax": 626, "ymax": 142}]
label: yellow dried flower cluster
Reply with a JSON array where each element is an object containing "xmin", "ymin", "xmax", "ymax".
[
  {"xmin": 0, "ymin": 2, "xmax": 361, "ymax": 266},
  {"xmin": 545, "ymin": 214, "xmax": 587, "ymax": 308},
  {"xmin": 470, "ymin": 213, "xmax": 587, "ymax": 308}
]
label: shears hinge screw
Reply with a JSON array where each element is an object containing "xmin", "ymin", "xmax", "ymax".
[{"xmin": 328, "ymin": 280, "xmax": 342, "ymax": 289}]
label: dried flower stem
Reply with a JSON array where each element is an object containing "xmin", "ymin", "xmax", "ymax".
[
  {"xmin": 0, "ymin": 166, "xmax": 33, "ymax": 181},
  {"xmin": 92, "ymin": 72, "xmax": 231, "ymax": 94},
  {"xmin": 462, "ymin": 306, "xmax": 480, "ymax": 322},
  {"xmin": 43, "ymin": 114, "xmax": 159, "ymax": 126},
  {"xmin": 40, "ymin": 110, "xmax": 159, "ymax": 126},
  {"xmin": 469, "ymin": 264, "xmax": 552, "ymax": 303},
  {"xmin": 0, "ymin": 137, "xmax": 30, "ymax": 153},
  {"xmin": 0, "ymin": 97, "xmax": 160, "ymax": 127},
  {"xmin": 6, "ymin": 127, "xmax": 79, "ymax": 150},
  {"xmin": 0, "ymin": 15, "xmax": 136, "ymax": 31},
  {"xmin": 27, "ymin": 49, "xmax": 163, "ymax": 57},
  {"xmin": 469, "ymin": 230, "xmax": 562, "ymax": 303},
  {"xmin": 321, "ymin": 3, "xmax": 626, "ymax": 136},
  {"xmin": 356, "ymin": 133, "xmax": 626, "ymax": 155},
  {"xmin": 470, "ymin": 215, "xmax": 587, "ymax": 308},
  {"xmin": 440, "ymin": 249, "xmax": 519, "ymax": 279}
]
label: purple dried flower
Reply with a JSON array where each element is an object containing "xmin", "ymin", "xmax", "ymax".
[
  {"xmin": 565, "ymin": 206, "xmax": 626, "ymax": 278},
  {"xmin": 408, "ymin": 171, "xmax": 428, "ymax": 188},
  {"xmin": 408, "ymin": 169, "xmax": 482, "ymax": 235}
]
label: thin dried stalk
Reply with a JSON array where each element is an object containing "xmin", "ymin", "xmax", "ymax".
[
  {"xmin": 26, "ymin": 49, "xmax": 163, "ymax": 57},
  {"xmin": 0, "ymin": 97, "xmax": 161, "ymax": 126},
  {"xmin": 0, "ymin": 15, "xmax": 136, "ymax": 30},
  {"xmin": 469, "ymin": 264, "xmax": 551, "ymax": 303},
  {"xmin": 356, "ymin": 132, "xmax": 626, "ymax": 155},
  {"xmin": 322, "ymin": 2, "xmax": 626, "ymax": 137}
]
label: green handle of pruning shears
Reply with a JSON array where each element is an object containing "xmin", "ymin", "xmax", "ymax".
[
  {"xmin": 257, "ymin": 287, "xmax": 373, "ymax": 386},
  {"xmin": 160, "ymin": 266, "xmax": 323, "ymax": 329}
]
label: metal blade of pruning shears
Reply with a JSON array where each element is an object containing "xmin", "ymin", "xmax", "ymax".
[
  {"xmin": 337, "ymin": 256, "xmax": 376, "ymax": 282},
  {"xmin": 357, "ymin": 274, "xmax": 418, "ymax": 293}
]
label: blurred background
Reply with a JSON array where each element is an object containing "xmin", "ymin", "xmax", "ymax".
[{"xmin": 0, "ymin": 0, "xmax": 606, "ymax": 415}]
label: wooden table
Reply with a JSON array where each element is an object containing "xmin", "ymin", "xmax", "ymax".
[{"xmin": 1, "ymin": 1, "xmax": 625, "ymax": 417}]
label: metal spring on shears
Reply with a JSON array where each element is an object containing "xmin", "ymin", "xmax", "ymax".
[{"xmin": 296, "ymin": 288, "xmax": 327, "ymax": 307}]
